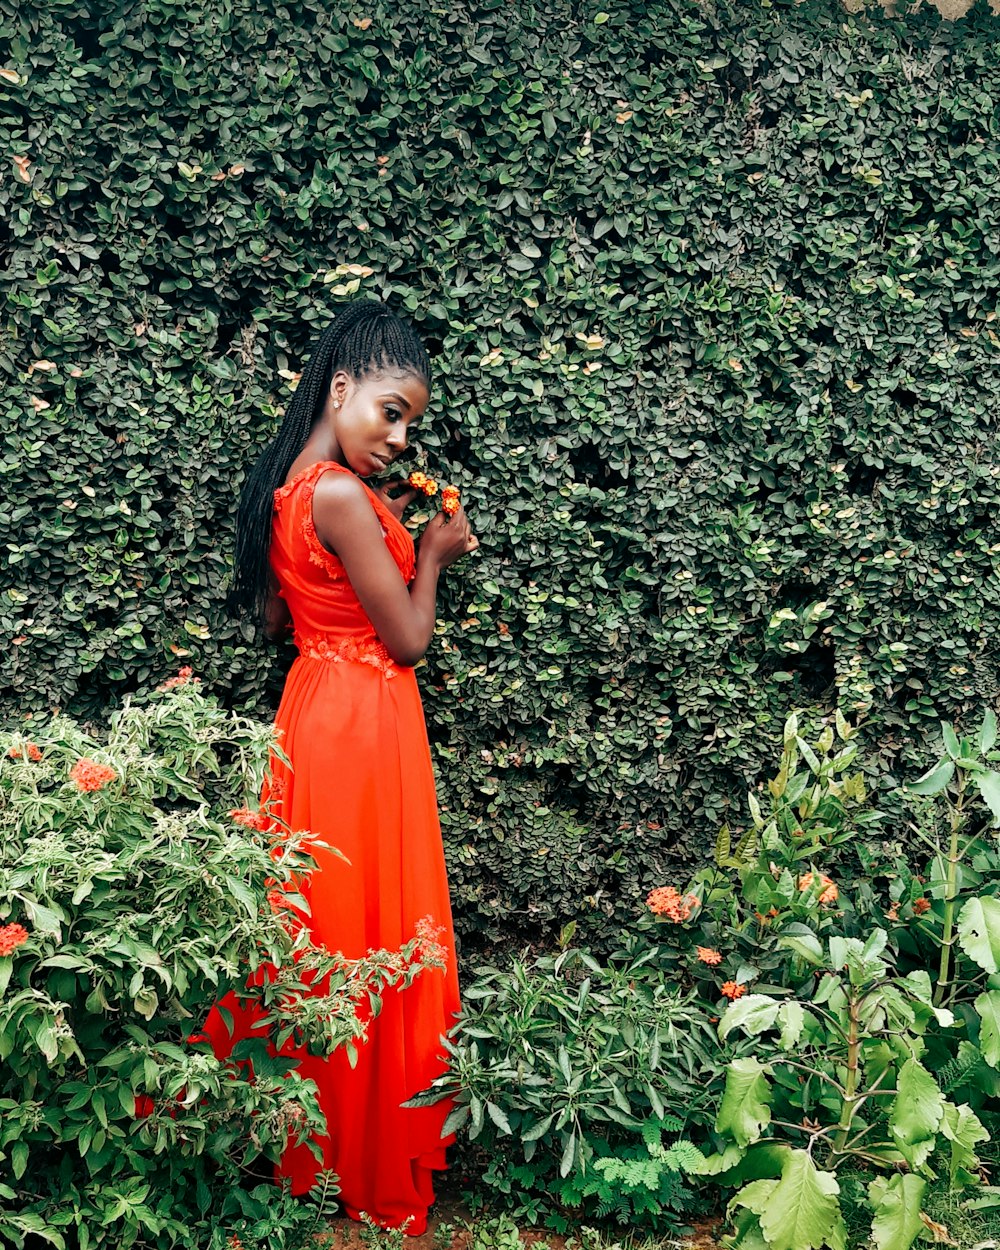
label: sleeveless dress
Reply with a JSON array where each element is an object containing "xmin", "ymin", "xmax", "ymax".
[{"xmin": 203, "ymin": 460, "xmax": 460, "ymax": 1233}]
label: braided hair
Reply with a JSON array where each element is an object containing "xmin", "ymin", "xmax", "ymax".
[{"xmin": 228, "ymin": 299, "xmax": 431, "ymax": 625}]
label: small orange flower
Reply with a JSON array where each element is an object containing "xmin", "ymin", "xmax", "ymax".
[
  {"xmin": 646, "ymin": 886, "xmax": 699, "ymax": 922},
  {"xmin": 798, "ymin": 872, "xmax": 838, "ymax": 905},
  {"xmin": 230, "ymin": 807, "xmax": 267, "ymax": 831},
  {"xmin": 158, "ymin": 665, "xmax": 199, "ymax": 692},
  {"xmin": 0, "ymin": 923, "xmax": 29, "ymax": 956},
  {"xmin": 721, "ymin": 981, "xmax": 747, "ymax": 1000},
  {"xmin": 7, "ymin": 742, "xmax": 42, "ymax": 761},
  {"xmin": 696, "ymin": 947, "xmax": 723, "ymax": 966},
  {"xmin": 70, "ymin": 758, "xmax": 117, "ymax": 792},
  {"xmin": 913, "ymin": 897, "xmax": 931, "ymax": 915},
  {"xmin": 441, "ymin": 485, "xmax": 461, "ymax": 517}
]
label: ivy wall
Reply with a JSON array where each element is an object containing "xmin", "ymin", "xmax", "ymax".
[{"xmin": 3, "ymin": 0, "xmax": 1000, "ymax": 948}]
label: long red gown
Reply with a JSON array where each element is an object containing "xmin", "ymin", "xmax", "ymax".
[{"xmin": 204, "ymin": 460, "xmax": 460, "ymax": 1233}]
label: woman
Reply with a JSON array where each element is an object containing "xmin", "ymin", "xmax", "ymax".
[{"xmin": 206, "ymin": 298, "xmax": 477, "ymax": 1233}]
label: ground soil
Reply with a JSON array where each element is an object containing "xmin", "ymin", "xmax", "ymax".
[{"xmin": 316, "ymin": 1170, "xmax": 725, "ymax": 1250}]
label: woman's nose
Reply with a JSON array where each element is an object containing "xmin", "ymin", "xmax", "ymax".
[{"xmin": 387, "ymin": 428, "xmax": 407, "ymax": 450}]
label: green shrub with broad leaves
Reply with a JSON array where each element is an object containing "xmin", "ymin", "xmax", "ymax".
[
  {"xmin": 0, "ymin": 678, "xmax": 439, "ymax": 1248},
  {"xmin": 3, "ymin": 0, "xmax": 1000, "ymax": 950},
  {"xmin": 431, "ymin": 710, "xmax": 1000, "ymax": 1244}
]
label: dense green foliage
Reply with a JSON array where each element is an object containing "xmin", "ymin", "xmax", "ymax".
[
  {"xmin": 3, "ymin": 0, "xmax": 1000, "ymax": 948},
  {"xmin": 0, "ymin": 682, "xmax": 438, "ymax": 1247},
  {"xmin": 436, "ymin": 713, "xmax": 1000, "ymax": 1246}
]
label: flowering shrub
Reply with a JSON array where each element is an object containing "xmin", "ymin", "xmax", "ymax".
[
  {"xmin": 0, "ymin": 677, "xmax": 438, "ymax": 1249},
  {"xmin": 440, "ymin": 709, "xmax": 1000, "ymax": 1246}
]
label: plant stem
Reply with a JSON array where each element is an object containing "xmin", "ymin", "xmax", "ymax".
[
  {"xmin": 832, "ymin": 991, "xmax": 861, "ymax": 1154},
  {"xmin": 936, "ymin": 769, "xmax": 967, "ymax": 1009}
]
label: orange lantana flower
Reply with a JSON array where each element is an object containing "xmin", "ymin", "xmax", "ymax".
[
  {"xmin": 70, "ymin": 758, "xmax": 117, "ymax": 792},
  {"xmin": 798, "ymin": 872, "xmax": 838, "ymax": 905},
  {"xmin": 7, "ymin": 742, "xmax": 42, "ymax": 761},
  {"xmin": 646, "ymin": 886, "xmax": 699, "ymax": 922},
  {"xmin": 0, "ymin": 923, "xmax": 29, "ymax": 956}
]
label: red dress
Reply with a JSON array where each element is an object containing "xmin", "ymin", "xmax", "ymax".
[{"xmin": 204, "ymin": 460, "xmax": 460, "ymax": 1233}]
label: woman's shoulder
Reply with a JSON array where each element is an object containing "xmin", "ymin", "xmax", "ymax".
[{"xmin": 273, "ymin": 460, "xmax": 360, "ymax": 510}]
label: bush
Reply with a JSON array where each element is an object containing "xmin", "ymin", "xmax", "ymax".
[
  {"xmin": 0, "ymin": 678, "xmax": 439, "ymax": 1248},
  {"xmin": 432, "ymin": 708, "xmax": 1000, "ymax": 1245},
  {"xmin": 3, "ymin": 0, "xmax": 1000, "ymax": 950}
]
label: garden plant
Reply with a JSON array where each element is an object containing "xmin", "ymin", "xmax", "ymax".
[
  {"xmin": 0, "ymin": 674, "xmax": 442, "ymax": 1248},
  {"xmin": 434, "ymin": 710, "xmax": 1000, "ymax": 1247}
]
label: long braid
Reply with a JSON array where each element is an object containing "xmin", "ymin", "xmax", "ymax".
[{"xmin": 228, "ymin": 299, "xmax": 432, "ymax": 626}]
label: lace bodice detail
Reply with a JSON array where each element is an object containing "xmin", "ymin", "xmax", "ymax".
[{"xmin": 270, "ymin": 461, "xmax": 415, "ymax": 671}]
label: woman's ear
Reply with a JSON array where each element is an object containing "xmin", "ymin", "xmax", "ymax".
[{"xmin": 329, "ymin": 369, "xmax": 351, "ymax": 409}]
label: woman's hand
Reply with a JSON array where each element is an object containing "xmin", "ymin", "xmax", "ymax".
[
  {"xmin": 373, "ymin": 477, "xmax": 418, "ymax": 521},
  {"xmin": 418, "ymin": 505, "xmax": 479, "ymax": 570}
]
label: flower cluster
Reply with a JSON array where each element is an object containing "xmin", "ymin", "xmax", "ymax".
[
  {"xmin": 646, "ymin": 885, "xmax": 700, "ymax": 922},
  {"xmin": 408, "ymin": 471, "xmax": 461, "ymax": 518},
  {"xmin": 797, "ymin": 872, "xmax": 839, "ymax": 906},
  {"xmin": 721, "ymin": 981, "xmax": 747, "ymax": 1001},
  {"xmin": 7, "ymin": 742, "xmax": 42, "ymax": 761},
  {"xmin": 229, "ymin": 806, "xmax": 268, "ymax": 831},
  {"xmin": 70, "ymin": 758, "xmax": 118, "ymax": 792},
  {"xmin": 696, "ymin": 946, "xmax": 723, "ymax": 966},
  {"xmin": 157, "ymin": 665, "xmax": 200, "ymax": 692},
  {"xmin": 0, "ymin": 923, "xmax": 29, "ymax": 956}
]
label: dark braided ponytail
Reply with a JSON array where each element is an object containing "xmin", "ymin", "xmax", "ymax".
[{"xmin": 228, "ymin": 299, "xmax": 431, "ymax": 626}]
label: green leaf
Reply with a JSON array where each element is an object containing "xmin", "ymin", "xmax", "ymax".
[
  {"xmin": 759, "ymin": 1149, "xmax": 844, "ymax": 1250},
  {"xmin": 719, "ymin": 994, "xmax": 781, "ymax": 1040},
  {"xmin": 976, "ymin": 990, "xmax": 1000, "ymax": 1066},
  {"xmin": 958, "ymin": 896, "xmax": 1000, "ymax": 974},
  {"xmin": 778, "ymin": 925, "xmax": 824, "ymax": 966},
  {"xmin": 938, "ymin": 1102, "xmax": 988, "ymax": 1187},
  {"xmin": 716, "ymin": 1058, "xmax": 772, "ymax": 1148},
  {"xmin": 942, "ymin": 722, "xmax": 961, "ymax": 759},
  {"xmin": 779, "ymin": 1001, "xmax": 805, "ymax": 1050},
  {"xmin": 485, "ymin": 1101, "xmax": 512, "ymax": 1134},
  {"xmin": 980, "ymin": 710, "xmax": 998, "ymax": 755},
  {"xmin": 976, "ymin": 772, "xmax": 1000, "ymax": 828},
  {"xmin": 869, "ymin": 1175, "xmax": 926, "ymax": 1250},
  {"xmin": 908, "ymin": 758, "xmax": 954, "ymax": 796},
  {"xmin": 889, "ymin": 1058, "xmax": 944, "ymax": 1169}
]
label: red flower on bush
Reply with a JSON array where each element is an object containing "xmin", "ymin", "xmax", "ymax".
[
  {"xmin": 7, "ymin": 742, "xmax": 42, "ymax": 761},
  {"xmin": 720, "ymin": 981, "xmax": 747, "ymax": 1000},
  {"xmin": 0, "ymin": 923, "xmax": 29, "ymax": 956},
  {"xmin": 70, "ymin": 758, "xmax": 117, "ymax": 792},
  {"xmin": 646, "ymin": 885, "xmax": 699, "ymax": 922},
  {"xmin": 696, "ymin": 946, "xmax": 723, "ymax": 966},
  {"xmin": 230, "ymin": 806, "xmax": 267, "ymax": 831}
]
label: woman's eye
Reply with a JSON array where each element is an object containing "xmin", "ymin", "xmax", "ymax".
[{"xmin": 385, "ymin": 406, "xmax": 402, "ymax": 422}]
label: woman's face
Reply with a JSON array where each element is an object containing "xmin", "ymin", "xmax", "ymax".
[{"xmin": 329, "ymin": 367, "xmax": 430, "ymax": 477}]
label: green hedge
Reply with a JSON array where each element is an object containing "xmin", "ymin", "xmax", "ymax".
[{"xmin": 3, "ymin": 0, "xmax": 1000, "ymax": 949}]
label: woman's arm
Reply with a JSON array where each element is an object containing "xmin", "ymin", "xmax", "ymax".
[{"xmin": 312, "ymin": 471, "xmax": 476, "ymax": 667}]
